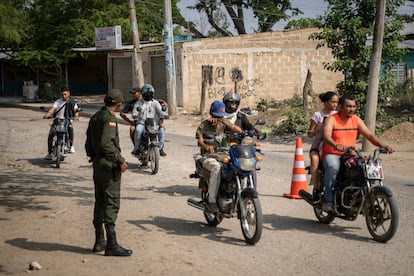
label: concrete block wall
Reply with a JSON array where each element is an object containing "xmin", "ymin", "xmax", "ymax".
[{"xmin": 179, "ymin": 28, "xmax": 343, "ymax": 112}]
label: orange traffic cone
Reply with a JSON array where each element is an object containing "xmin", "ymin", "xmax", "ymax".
[{"xmin": 284, "ymin": 137, "xmax": 308, "ymax": 199}]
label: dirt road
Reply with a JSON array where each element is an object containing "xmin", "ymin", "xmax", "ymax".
[{"xmin": 0, "ymin": 107, "xmax": 414, "ymax": 275}]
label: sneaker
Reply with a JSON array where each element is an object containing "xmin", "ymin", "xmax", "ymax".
[
  {"xmin": 69, "ymin": 146, "xmax": 76, "ymax": 153},
  {"xmin": 44, "ymin": 153, "xmax": 54, "ymax": 160},
  {"xmin": 322, "ymin": 202, "xmax": 334, "ymax": 212},
  {"xmin": 160, "ymin": 150, "xmax": 167, "ymax": 157}
]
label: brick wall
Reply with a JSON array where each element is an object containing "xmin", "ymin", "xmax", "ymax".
[{"xmin": 178, "ymin": 28, "xmax": 343, "ymax": 112}]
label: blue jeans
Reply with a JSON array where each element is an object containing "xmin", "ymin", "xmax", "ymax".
[
  {"xmin": 133, "ymin": 124, "xmax": 165, "ymax": 152},
  {"xmin": 322, "ymin": 154, "xmax": 341, "ymax": 203},
  {"xmin": 158, "ymin": 127, "xmax": 165, "ymax": 151},
  {"xmin": 133, "ymin": 124, "xmax": 145, "ymax": 152}
]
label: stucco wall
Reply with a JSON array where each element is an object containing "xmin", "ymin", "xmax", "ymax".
[{"xmin": 179, "ymin": 28, "xmax": 343, "ymax": 112}]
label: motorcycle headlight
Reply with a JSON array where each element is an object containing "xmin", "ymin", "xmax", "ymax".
[
  {"xmin": 237, "ymin": 157, "xmax": 255, "ymax": 171},
  {"xmin": 146, "ymin": 124, "xmax": 159, "ymax": 134}
]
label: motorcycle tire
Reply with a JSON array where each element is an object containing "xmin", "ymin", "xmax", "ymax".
[
  {"xmin": 201, "ymin": 190, "xmax": 223, "ymax": 227},
  {"xmin": 239, "ymin": 195, "xmax": 263, "ymax": 245},
  {"xmin": 56, "ymin": 144, "xmax": 61, "ymax": 168},
  {"xmin": 313, "ymin": 189, "xmax": 335, "ymax": 224},
  {"xmin": 365, "ymin": 189, "xmax": 399, "ymax": 243},
  {"xmin": 148, "ymin": 145, "xmax": 159, "ymax": 175}
]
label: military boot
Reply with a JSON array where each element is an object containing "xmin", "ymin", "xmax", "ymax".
[
  {"xmin": 92, "ymin": 225, "xmax": 106, "ymax": 252},
  {"xmin": 104, "ymin": 231, "xmax": 132, "ymax": 257}
]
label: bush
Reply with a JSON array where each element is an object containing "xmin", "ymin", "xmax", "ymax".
[{"xmin": 274, "ymin": 108, "xmax": 309, "ymax": 136}]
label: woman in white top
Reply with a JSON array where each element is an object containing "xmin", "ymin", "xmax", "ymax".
[{"xmin": 307, "ymin": 91, "xmax": 339, "ymax": 187}]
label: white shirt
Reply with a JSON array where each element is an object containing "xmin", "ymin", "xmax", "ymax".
[
  {"xmin": 52, "ymin": 98, "xmax": 79, "ymax": 119},
  {"xmin": 132, "ymin": 99, "xmax": 166, "ymax": 124}
]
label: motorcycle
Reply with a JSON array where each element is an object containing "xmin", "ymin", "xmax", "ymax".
[
  {"xmin": 49, "ymin": 118, "xmax": 70, "ymax": 168},
  {"xmin": 299, "ymin": 147, "xmax": 399, "ymax": 242},
  {"xmin": 134, "ymin": 118, "xmax": 161, "ymax": 174},
  {"xmin": 188, "ymin": 132, "xmax": 264, "ymax": 245}
]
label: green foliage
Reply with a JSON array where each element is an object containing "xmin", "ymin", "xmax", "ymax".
[
  {"xmin": 189, "ymin": 0, "xmax": 301, "ymax": 36},
  {"xmin": 285, "ymin": 18, "xmax": 322, "ymax": 30},
  {"xmin": 37, "ymin": 78, "xmax": 67, "ymax": 102},
  {"xmin": 284, "ymin": 93, "xmax": 303, "ymax": 107},
  {"xmin": 274, "ymin": 108, "xmax": 309, "ymax": 136},
  {"xmin": 310, "ymin": 0, "xmax": 406, "ymax": 118},
  {"xmin": 0, "ymin": 1, "xmax": 28, "ymax": 47}
]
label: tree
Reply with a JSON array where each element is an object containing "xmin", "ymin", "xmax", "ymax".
[
  {"xmin": 0, "ymin": 1, "xmax": 29, "ymax": 56},
  {"xmin": 284, "ymin": 18, "xmax": 322, "ymax": 30},
  {"xmin": 187, "ymin": 0, "xmax": 302, "ymax": 37},
  {"xmin": 310, "ymin": 0, "xmax": 406, "ymax": 116}
]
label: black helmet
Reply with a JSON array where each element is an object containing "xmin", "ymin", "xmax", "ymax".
[
  {"xmin": 141, "ymin": 84, "xmax": 154, "ymax": 101},
  {"xmin": 223, "ymin": 90, "xmax": 240, "ymax": 113}
]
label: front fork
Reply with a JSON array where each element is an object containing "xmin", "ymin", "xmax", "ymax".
[{"xmin": 236, "ymin": 174, "xmax": 255, "ymax": 219}]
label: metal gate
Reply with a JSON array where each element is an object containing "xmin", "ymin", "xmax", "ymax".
[
  {"xmin": 112, "ymin": 57, "xmax": 132, "ymax": 98},
  {"xmin": 151, "ymin": 56, "xmax": 167, "ymax": 101}
]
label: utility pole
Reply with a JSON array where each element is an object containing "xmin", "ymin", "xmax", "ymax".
[
  {"xmin": 128, "ymin": 0, "xmax": 145, "ymax": 88},
  {"xmin": 363, "ymin": 0, "xmax": 386, "ymax": 152},
  {"xmin": 163, "ymin": 0, "xmax": 177, "ymax": 116}
]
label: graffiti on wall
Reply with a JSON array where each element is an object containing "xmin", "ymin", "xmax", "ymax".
[{"xmin": 207, "ymin": 66, "xmax": 264, "ymax": 100}]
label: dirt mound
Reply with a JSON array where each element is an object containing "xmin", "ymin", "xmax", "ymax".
[{"xmin": 380, "ymin": 121, "xmax": 414, "ymax": 142}]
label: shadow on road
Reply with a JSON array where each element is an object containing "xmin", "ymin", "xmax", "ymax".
[
  {"xmin": 128, "ymin": 216, "xmax": 248, "ymax": 246},
  {"xmin": 263, "ymin": 213, "xmax": 374, "ymax": 243},
  {"xmin": 0, "ymin": 171, "xmax": 93, "ymax": 211},
  {"xmin": 5, "ymin": 238, "xmax": 91, "ymax": 255}
]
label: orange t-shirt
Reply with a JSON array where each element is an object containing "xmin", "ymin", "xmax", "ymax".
[{"xmin": 322, "ymin": 113, "xmax": 359, "ymax": 159}]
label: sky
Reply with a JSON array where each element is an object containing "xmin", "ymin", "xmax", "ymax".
[{"xmin": 177, "ymin": 0, "xmax": 414, "ymax": 34}]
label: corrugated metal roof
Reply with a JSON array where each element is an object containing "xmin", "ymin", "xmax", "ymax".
[{"xmin": 72, "ymin": 43, "xmax": 165, "ymax": 52}]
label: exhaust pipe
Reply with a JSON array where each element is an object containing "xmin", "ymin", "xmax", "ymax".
[
  {"xmin": 187, "ymin": 198, "xmax": 206, "ymax": 211},
  {"xmin": 299, "ymin": 190, "xmax": 316, "ymax": 206}
]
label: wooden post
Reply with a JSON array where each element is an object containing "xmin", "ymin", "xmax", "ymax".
[
  {"xmin": 302, "ymin": 70, "xmax": 312, "ymax": 112},
  {"xmin": 363, "ymin": 0, "xmax": 386, "ymax": 152}
]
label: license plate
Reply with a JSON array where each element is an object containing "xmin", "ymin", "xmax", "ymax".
[{"xmin": 366, "ymin": 162, "xmax": 383, "ymax": 179}]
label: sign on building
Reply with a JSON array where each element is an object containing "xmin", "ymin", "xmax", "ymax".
[{"xmin": 95, "ymin": 26, "xmax": 122, "ymax": 50}]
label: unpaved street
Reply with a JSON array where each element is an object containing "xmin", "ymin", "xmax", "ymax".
[{"xmin": 1, "ymin": 106, "xmax": 414, "ymax": 275}]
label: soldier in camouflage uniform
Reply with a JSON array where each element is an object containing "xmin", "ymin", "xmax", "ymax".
[
  {"xmin": 195, "ymin": 101, "xmax": 242, "ymax": 212},
  {"xmin": 85, "ymin": 89, "xmax": 132, "ymax": 257}
]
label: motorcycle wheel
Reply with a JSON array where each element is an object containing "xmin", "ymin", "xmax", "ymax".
[
  {"xmin": 239, "ymin": 195, "xmax": 263, "ymax": 245},
  {"xmin": 313, "ymin": 189, "xmax": 335, "ymax": 224},
  {"xmin": 201, "ymin": 190, "xmax": 223, "ymax": 226},
  {"xmin": 56, "ymin": 144, "xmax": 61, "ymax": 168},
  {"xmin": 365, "ymin": 190, "xmax": 399, "ymax": 243},
  {"xmin": 148, "ymin": 145, "xmax": 159, "ymax": 174}
]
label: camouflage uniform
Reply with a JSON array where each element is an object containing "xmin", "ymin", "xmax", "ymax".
[{"xmin": 195, "ymin": 119, "xmax": 231, "ymax": 204}]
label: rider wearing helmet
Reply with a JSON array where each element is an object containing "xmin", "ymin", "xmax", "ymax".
[
  {"xmin": 131, "ymin": 84, "xmax": 168, "ymax": 158},
  {"xmin": 223, "ymin": 89, "xmax": 261, "ymax": 138}
]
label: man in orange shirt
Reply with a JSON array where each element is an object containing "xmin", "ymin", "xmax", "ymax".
[{"xmin": 321, "ymin": 95, "xmax": 394, "ymax": 212}]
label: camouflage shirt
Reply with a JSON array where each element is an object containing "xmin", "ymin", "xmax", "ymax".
[{"xmin": 195, "ymin": 119, "xmax": 231, "ymax": 156}]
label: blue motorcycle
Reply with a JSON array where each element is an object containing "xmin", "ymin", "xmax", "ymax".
[{"xmin": 188, "ymin": 132, "xmax": 264, "ymax": 245}]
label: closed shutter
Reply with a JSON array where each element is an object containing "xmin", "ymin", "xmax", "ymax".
[
  {"xmin": 151, "ymin": 56, "xmax": 167, "ymax": 101},
  {"xmin": 112, "ymin": 57, "xmax": 132, "ymax": 100}
]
